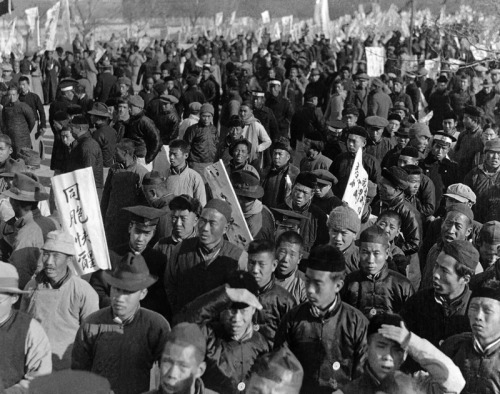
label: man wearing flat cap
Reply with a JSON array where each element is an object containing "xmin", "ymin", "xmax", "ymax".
[
  {"xmin": 152, "ymin": 94, "xmax": 180, "ymax": 146},
  {"xmin": 275, "ymin": 244, "xmax": 369, "ymax": 393},
  {"xmin": 351, "ymin": 72, "xmax": 370, "ymax": 122},
  {"xmin": 164, "ymin": 198, "xmax": 247, "ymax": 314},
  {"xmin": 300, "ymin": 131, "xmax": 332, "ymax": 172},
  {"xmin": 442, "ymin": 279, "xmax": 500, "ymax": 394},
  {"xmin": 181, "ymin": 76, "xmax": 206, "ymax": 120},
  {"xmin": 343, "ymin": 313, "xmax": 465, "ymax": 394},
  {"xmin": 464, "ymin": 138, "xmax": 500, "ymax": 200},
  {"xmin": 88, "ymin": 102, "xmax": 117, "ymax": 169},
  {"xmin": 0, "ymin": 262, "xmax": 52, "ymax": 393},
  {"xmin": 266, "ymin": 79, "xmax": 294, "ymax": 141},
  {"xmin": 179, "ymin": 101, "xmax": 201, "ymax": 139},
  {"xmin": 72, "ymin": 252, "xmax": 171, "ymax": 394},
  {"xmin": 364, "ymin": 115, "xmax": 393, "ymax": 162},
  {"xmin": 367, "ymin": 78, "xmax": 392, "ymax": 119},
  {"xmin": 471, "ymin": 222, "xmax": 500, "ymax": 286},
  {"xmin": 48, "ymin": 80, "xmax": 78, "ymax": 137},
  {"xmin": 21, "ymin": 230, "xmax": 99, "ymax": 371},
  {"xmin": 329, "ymin": 125, "xmax": 381, "ymax": 197},
  {"xmin": 276, "ymin": 172, "xmax": 329, "ymax": 253},
  {"xmin": 454, "ymin": 105, "xmax": 484, "ymax": 175},
  {"xmin": 311, "ymin": 168, "xmax": 342, "ymax": 214}
]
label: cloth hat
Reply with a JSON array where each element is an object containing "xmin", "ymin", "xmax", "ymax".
[
  {"xmin": 59, "ymin": 80, "xmax": 74, "ymax": 92},
  {"xmin": 464, "ymin": 105, "xmax": 484, "ymax": 118},
  {"xmin": 328, "ymin": 205, "xmax": 360, "ymax": 233},
  {"xmin": 87, "ymin": 102, "xmax": 112, "ymax": 118},
  {"xmin": 395, "ymin": 128, "xmax": 410, "ymax": 137},
  {"xmin": 249, "ymin": 347, "xmax": 304, "ymax": 390},
  {"xmin": 484, "ymin": 139, "xmax": 500, "ymax": 153},
  {"xmin": 371, "ymin": 78, "xmax": 384, "ymax": 88},
  {"xmin": 442, "ymin": 240, "xmax": 479, "ymax": 270},
  {"xmin": 103, "ymin": 252, "xmax": 157, "ymax": 292},
  {"xmin": 446, "ymin": 203, "xmax": 474, "ymax": 221},
  {"xmin": 159, "ymin": 94, "xmax": 179, "ymax": 104},
  {"xmin": 343, "ymin": 106, "xmax": 360, "ymax": 116},
  {"xmin": 382, "ymin": 167, "xmax": 409, "ymax": 190},
  {"xmin": 28, "ymin": 370, "xmax": 111, "ymax": 394},
  {"xmin": 358, "ymin": 225, "xmax": 390, "ymax": 246},
  {"xmin": 368, "ymin": 313, "xmax": 404, "ymax": 336},
  {"xmin": 388, "ymin": 113, "xmax": 402, "ymax": 122},
  {"xmin": 354, "ymin": 72, "xmax": 369, "ymax": 80},
  {"xmin": 472, "ymin": 282, "xmax": 500, "ymax": 303},
  {"xmin": 227, "ymin": 271, "xmax": 259, "ymax": 309},
  {"xmin": 328, "ymin": 119, "xmax": 346, "ymax": 130},
  {"xmin": 166, "ymin": 323, "xmax": 206, "ymax": 359},
  {"xmin": 367, "ymin": 180, "xmax": 377, "ymax": 198},
  {"xmin": 306, "ymin": 244, "xmax": 346, "ymax": 272},
  {"xmin": 200, "ymin": 103, "xmax": 214, "ymax": 115},
  {"xmin": 479, "ymin": 221, "xmax": 500, "ymax": 245},
  {"xmin": 294, "ymin": 172, "xmax": 317, "ymax": 189},
  {"xmin": 204, "ymin": 198, "xmax": 232, "ymax": 223},
  {"xmin": 189, "ymin": 102, "xmax": 202, "ymax": 113},
  {"xmin": 186, "ymin": 75, "xmax": 198, "ymax": 86},
  {"xmin": 42, "ymin": 230, "xmax": 76, "ymax": 256},
  {"xmin": 348, "ymin": 126, "xmax": 368, "ymax": 139},
  {"xmin": 365, "ymin": 116, "xmax": 389, "ymax": 129},
  {"xmin": 122, "ymin": 205, "xmax": 165, "ymax": 228},
  {"xmin": 117, "ymin": 76, "xmax": 132, "ymax": 86},
  {"xmin": 273, "ymin": 140, "xmax": 293, "ymax": 154},
  {"xmin": 232, "ymin": 171, "xmax": 264, "ymax": 199},
  {"xmin": 391, "ymin": 102, "xmax": 409, "ymax": 114},
  {"xmin": 417, "ymin": 67, "xmax": 428, "ymax": 77},
  {"xmin": 268, "ymin": 79, "xmax": 282, "ymax": 86},
  {"xmin": 433, "ymin": 131, "xmax": 456, "ymax": 145},
  {"xmin": 312, "ymin": 169, "xmax": 338, "ymax": 186},
  {"xmin": 437, "ymin": 75, "xmax": 449, "ymax": 83},
  {"xmin": 442, "ymin": 111, "xmax": 457, "ymax": 121},
  {"xmin": 272, "ymin": 208, "xmax": 308, "ymax": 227},
  {"xmin": 128, "ymin": 95, "xmax": 144, "ymax": 109},
  {"xmin": 2, "ymin": 172, "xmax": 49, "ymax": 201},
  {"xmin": 142, "ymin": 171, "xmax": 166, "ymax": 186},
  {"xmin": 409, "ymin": 123, "xmax": 432, "ymax": 139},
  {"xmin": 0, "ymin": 262, "xmax": 29, "ymax": 294},
  {"xmin": 444, "ymin": 183, "xmax": 476, "ymax": 204}
]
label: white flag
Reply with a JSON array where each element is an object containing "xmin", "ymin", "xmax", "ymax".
[
  {"xmin": 271, "ymin": 22, "xmax": 281, "ymax": 41},
  {"xmin": 44, "ymin": 1, "xmax": 60, "ymax": 51},
  {"xmin": 51, "ymin": 168, "xmax": 112, "ymax": 275},
  {"xmin": 4, "ymin": 17, "xmax": 16, "ymax": 57},
  {"xmin": 230, "ymin": 11, "xmax": 236, "ymax": 25},
  {"xmin": 215, "ymin": 12, "xmax": 223, "ymax": 27},
  {"xmin": 25, "ymin": 7, "xmax": 38, "ymax": 34},
  {"xmin": 61, "ymin": 0, "xmax": 71, "ymax": 44},
  {"xmin": 366, "ymin": 46, "xmax": 385, "ymax": 77},
  {"xmin": 342, "ymin": 149, "xmax": 368, "ymax": 218},
  {"xmin": 261, "ymin": 10, "xmax": 270, "ymax": 24}
]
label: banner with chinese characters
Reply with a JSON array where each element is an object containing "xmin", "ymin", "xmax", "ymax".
[
  {"xmin": 342, "ymin": 149, "xmax": 368, "ymax": 218},
  {"xmin": 205, "ymin": 160, "xmax": 253, "ymax": 250},
  {"xmin": 51, "ymin": 167, "xmax": 111, "ymax": 275},
  {"xmin": 366, "ymin": 47, "xmax": 385, "ymax": 77}
]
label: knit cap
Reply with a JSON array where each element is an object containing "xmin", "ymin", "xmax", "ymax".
[{"xmin": 328, "ymin": 205, "xmax": 360, "ymax": 233}]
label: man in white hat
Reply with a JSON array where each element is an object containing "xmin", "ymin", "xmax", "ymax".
[
  {"xmin": 21, "ymin": 230, "xmax": 99, "ymax": 371},
  {"xmin": 0, "ymin": 262, "xmax": 52, "ymax": 392}
]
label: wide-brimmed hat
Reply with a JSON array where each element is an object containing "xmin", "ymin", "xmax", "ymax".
[
  {"xmin": 0, "ymin": 262, "xmax": 29, "ymax": 294},
  {"xmin": 232, "ymin": 170, "xmax": 264, "ymax": 199},
  {"xmin": 2, "ymin": 172, "xmax": 49, "ymax": 201},
  {"xmin": 103, "ymin": 252, "xmax": 157, "ymax": 292},
  {"xmin": 87, "ymin": 102, "xmax": 112, "ymax": 118}
]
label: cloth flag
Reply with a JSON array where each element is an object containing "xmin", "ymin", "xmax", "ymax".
[
  {"xmin": 61, "ymin": 0, "xmax": 71, "ymax": 45},
  {"xmin": 44, "ymin": 1, "xmax": 60, "ymax": 51},
  {"xmin": 215, "ymin": 12, "xmax": 223, "ymax": 27},
  {"xmin": 366, "ymin": 47, "xmax": 385, "ymax": 77},
  {"xmin": 342, "ymin": 149, "xmax": 368, "ymax": 218},
  {"xmin": 261, "ymin": 10, "xmax": 270, "ymax": 24}
]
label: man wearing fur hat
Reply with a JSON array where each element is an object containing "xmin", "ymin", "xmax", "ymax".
[
  {"xmin": 72, "ymin": 253, "xmax": 171, "ymax": 394},
  {"xmin": 21, "ymin": 230, "xmax": 99, "ymax": 371}
]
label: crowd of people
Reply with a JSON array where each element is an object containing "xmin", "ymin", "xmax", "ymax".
[{"xmin": 1, "ymin": 23, "xmax": 500, "ymax": 394}]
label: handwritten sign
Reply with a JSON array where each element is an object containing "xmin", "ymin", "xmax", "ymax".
[
  {"xmin": 366, "ymin": 47, "xmax": 385, "ymax": 77},
  {"xmin": 52, "ymin": 168, "xmax": 111, "ymax": 275},
  {"xmin": 342, "ymin": 149, "xmax": 368, "ymax": 218},
  {"xmin": 205, "ymin": 160, "xmax": 253, "ymax": 250}
]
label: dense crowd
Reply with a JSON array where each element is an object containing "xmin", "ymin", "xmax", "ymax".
[{"xmin": 1, "ymin": 25, "xmax": 500, "ymax": 394}]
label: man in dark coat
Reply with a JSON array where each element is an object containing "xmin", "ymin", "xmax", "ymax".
[
  {"xmin": 364, "ymin": 115, "xmax": 393, "ymax": 162},
  {"xmin": 18, "ymin": 76, "xmax": 46, "ymax": 136},
  {"xmin": 181, "ymin": 76, "xmax": 206, "ymax": 119},
  {"xmin": 274, "ymin": 244, "xmax": 369, "ymax": 394},
  {"xmin": 94, "ymin": 65, "xmax": 117, "ymax": 104},
  {"xmin": 428, "ymin": 75, "xmax": 451, "ymax": 133},
  {"xmin": 88, "ymin": 102, "xmax": 117, "ymax": 169},
  {"xmin": 367, "ymin": 78, "xmax": 392, "ymax": 119},
  {"xmin": 265, "ymin": 79, "xmax": 294, "ymax": 141},
  {"xmin": 153, "ymin": 94, "xmax": 180, "ymax": 145}
]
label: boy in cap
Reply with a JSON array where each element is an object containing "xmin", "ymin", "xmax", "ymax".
[
  {"xmin": 328, "ymin": 204, "xmax": 361, "ymax": 273},
  {"xmin": 72, "ymin": 253, "xmax": 171, "ymax": 394},
  {"xmin": 177, "ymin": 271, "xmax": 269, "ymax": 394},
  {"xmin": 311, "ymin": 168, "xmax": 342, "ymax": 214},
  {"xmin": 276, "ymin": 172, "xmax": 329, "ymax": 253},
  {"xmin": 464, "ymin": 139, "xmax": 500, "ymax": 199},
  {"xmin": 300, "ymin": 131, "xmax": 333, "ymax": 172},
  {"xmin": 0, "ymin": 262, "xmax": 52, "ymax": 392},
  {"xmin": 341, "ymin": 226, "xmax": 414, "ymax": 319},
  {"xmin": 164, "ymin": 198, "xmax": 247, "ymax": 314},
  {"xmin": 454, "ymin": 105, "xmax": 484, "ymax": 175},
  {"xmin": 408, "ymin": 123, "xmax": 432, "ymax": 159},
  {"xmin": 21, "ymin": 230, "xmax": 99, "ymax": 370},
  {"xmin": 274, "ymin": 244, "xmax": 369, "ymax": 393},
  {"xmin": 88, "ymin": 102, "xmax": 116, "ymax": 169},
  {"xmin": 402, "ymin": 165, "xmax": 436, "ymax": 220},
  {"xmin": 442, "ymin": 279, "xmax": 500, "ymax": 394},
  {"xmin": 364, "ymin": 115, "xmax": 393, "ymax": 162},
  {"xmin": 470, "ymin": 221, "xmax": 500, "ymax": 286},
  {"xmin": 324, "ymin": 119, "xmax": 348, "ymax": 160},
  {"xmin": 342, "ymin": 313, "xmax": 465, "ymax": 394},
  {"xmin": 152, "ymin": 94, "xmax": 180, "ymax": 146}
]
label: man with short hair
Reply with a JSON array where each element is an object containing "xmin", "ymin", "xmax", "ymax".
[
  {"xmin": 165, "ymin": 139, "xmax": 206, "ymax": 206},
  {"xmin": 18, "ymin": 76, "xmax": 47, "ymax": 139},
  {"xmin": 343, "ymin": 313, "xmax": 465, "ymax": 394},
  {"xmin": 328, "ymin": 205, "xmax": 361, "ymax": 273},
  {"xmin": 402, "ymin": 164, "xmax": 435, "ymax": 221},
  {"xmin": 442, "ymin": 279, "xmax": 500, "ymax": 394},
  {"xmin": 0, "ymin": 262, "xmax": 52, "ymax": 393},
  {"xmin": 164, "ymin": 199, "xmax": 247, "ymax": 314},
  {"xmin": 342, "ymin": 226, "xmax": 414, "ymax": 318},
  {"xmin": 2, "ymin": 86, "xmax": 36, "ymax": 158},
  {"xmin": 72, "ymin": 253, "xmax": 171, "ymax": 394},
  {"xmin": 408, "ymin": 123, "xmax": 432, "ymax": 159},
  {"xmin": 225, "ymin": 139, "xmax": 259, "ymax": 178},
  {"xmin": 21, "ymin": 230, "xmax": 99, "ymax": 370},
  {"xmin": 178, "ymin": 101, "xmax": 201, "ymax": 139},
  {"xmin": 274, "ymin": 244, "xmax": 369, "ymax": 393},
  {"xmin": 265, "ymin": 79, "xmax": 293, "ymax": 140}
]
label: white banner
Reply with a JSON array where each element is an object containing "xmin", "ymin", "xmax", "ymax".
[
  {"xmin": 261, "ymin": 10, "xmax": 270, "ymax": 24},
  {"xmin": 4, "ymin": 17, "xmax": 16, "ymax": 57},
  {"xmin": 281, "ymin": 15, "xmax": 293, "ymax": 35},
  {"xmin": 271, "ymin": 22, "xmax": 281, "ymax": 41},
  {"xmin": 205, "ymin": 160, "xmax": 253, "ymax": 250},
  {"xmin": 51, "ymin": 168, "xmax": 111, "ymax": 275},
  {"xmin": 366, "ymin": 46, "xmax": 385, "ymax": 77},
  {"xmin": 215, "ymin": 12, "xmax": 223, "ymax": 27},
  {"xmin": 342, "ymin": 149, "xmax": 368, "ymax": 218},
  {"xmin": 25, "ymin": 7, "xmax": 38, "ymax": 36},
  {"xmin": 44, "ymin": 1, "xmax": 60, "ymax": 51},
  {"xmin": 230, "ymin": 11, "xmax": 236, "ymax": 25},
  {"xmin": 62, "ymin": 0, "xmax": 71, "ymax": 45}
]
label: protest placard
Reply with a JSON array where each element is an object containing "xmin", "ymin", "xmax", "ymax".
[
  {"xmin": 205, "ymin": 160, "xmax": 253, "ymax": 250},
  {"xmin": 342, "ymin": 149, "xmax": 368, "ymax": 218},
  {"xmin": 51, "ymin": 167, "xmax": 111, "ymax": 275},
  {"xmin": 366, "ymin": 47, "xmax": 385, "ymax": 77}
]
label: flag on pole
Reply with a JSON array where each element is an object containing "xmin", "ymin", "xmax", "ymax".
[
  {"xmin": 215, "ymin": 12, "xmax": 223, "ymax": 27},
  {"xmin": 230, "ymin": 11, "xmax": 236, "ymax": 24},
  {"xmin": 44, "ymin": 1, "xmax": 60, "ymax": 51},
  {"xmin": 342, "ymin": 149, "xmax": 368, "ymax": 218},
  {"xmin": 4, "ymin": 17, "xmax": 16, "ymax": 57},
  {"xmin": 61, "ymin": 0, "xmax": 71, "ymax": 45},
  {"xmin": 261, "ymin": 10, "xmax": 270, "ymax": 24},
  {"xmin": 271, "ymin": 22, "xmax": 281, "ymax": 41}
]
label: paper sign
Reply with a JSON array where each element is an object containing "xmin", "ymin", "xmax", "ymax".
[
  {"xmin": 261, "ymin": 10, "xmax": 270, "ymax": 24},
  {"xmin": 205, "ymin": 160, "xmax": 253, "ymax": 250},
  {"xmin": 51, "ymin": 168, "xmax": 111, "ymax": 275},
  {"xmin": 366, "ymin": 46, "xmax": 385, "ymax": 77},
  {"xmin": 342, "ymin": 149, "xmax": 368, "ymax": 218}
]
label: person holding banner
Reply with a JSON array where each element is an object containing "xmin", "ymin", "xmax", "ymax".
[{"xmin": 21, "ymin": 230, "xmax": 99, "ymax": 371}]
